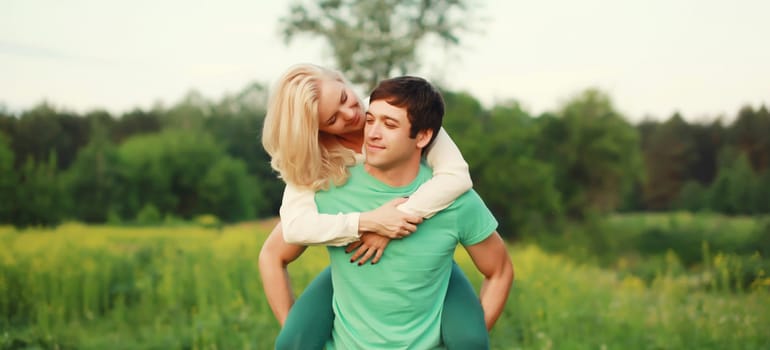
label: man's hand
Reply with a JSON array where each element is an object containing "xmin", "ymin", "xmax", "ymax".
[{"xmin": 345, "ymin": 232, "xmax": 391, "ymax": 265}]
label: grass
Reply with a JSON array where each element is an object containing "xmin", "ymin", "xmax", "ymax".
[{"xmin": 1, "ymin": 217, "xmax": 768, "ymax": 349}]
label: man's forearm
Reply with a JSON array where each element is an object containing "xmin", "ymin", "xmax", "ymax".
[
  {"xmin": 479, "ymin": 266, "xmax": 514, "ymax": 330},
  {"xmin": 465, "ymin": 232, "xmax": 515, "ymax": 330},
  {"xmin": 258, "ymin": 254, "xmax": 295, "ymax": 325},
  {"xmin": 258, "ymin": 223, "xmax": 307, "ymax": 326}
]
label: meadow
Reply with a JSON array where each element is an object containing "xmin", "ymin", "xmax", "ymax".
[{"xmin": 1, "ymin": 216, "xmax": 768, "ymax": 350}]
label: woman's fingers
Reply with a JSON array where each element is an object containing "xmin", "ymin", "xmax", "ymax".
[
  {"xmin": 406, "ymin": 215, "xmax": 423, "ymax": 225},
  {"xmin": 394, "ymin": 223, "xmax": 418, "ymax": 238}
]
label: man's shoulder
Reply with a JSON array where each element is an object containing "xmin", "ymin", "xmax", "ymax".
[
  {"xmin": 448, "ymin": 189, "xmax": 498, "ymax": 246},
  {"xmin": 319, "ymin": 164, "xmax": 367, "ymax": 193},
  {"xmin": 425, "ymin": 188, "xmax": 489, "ymax": 222},
  {"xmin": 450, "ymin": 189, "xmax": 485, "ymax": 209}
]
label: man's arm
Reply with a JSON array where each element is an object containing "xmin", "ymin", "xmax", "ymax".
[
  {"xmin": 463, "ymin": 231, "xmax": 514, "ymax": 330},
  {"xmin": 258, "ymin": 222, "xmax": 307, "ymax": 326}
]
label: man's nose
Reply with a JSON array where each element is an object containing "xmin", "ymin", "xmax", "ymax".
[{"xmin": 366, "ymin": 122, "xmax": 381, "ymax": 138}]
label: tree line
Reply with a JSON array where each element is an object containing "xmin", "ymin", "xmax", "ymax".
[
  {"xmin": 1, "ymin": 83, "xmax": 769, "ymax": 237},
  {"xmin": 445, "ymin": 89, "xmax": 770, "ymax": 237},
  {"xmin": 0, "ymin": 84, "xmax": 283, "ymax": 228}
]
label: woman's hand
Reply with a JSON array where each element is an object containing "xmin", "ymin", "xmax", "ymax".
[
  {"xmin": 358, "ymin": 197, "xmax": 423, "ymax": 238},
  {"xmin": 346, "ymin": 232, "xmax": 391, "ymax": 265}
]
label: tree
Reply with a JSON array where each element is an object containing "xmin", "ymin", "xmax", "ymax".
[
  {"xmin": 112, "ymin": 109, "xmax": 161, "ymax": 143},
  {"xmin": 689, "ymin": 120, "xmax": 724, "ymax": 184},
  {"xmin": 674, "ymin": 180, "xmax": 708, "ymax": 212},
  {"xmin": 756, "ymin": 170, "xmax": 770, "ymax": 213},
  {"xmin": 708, "ymin": 151, "xmax": 760, "ymax": 215},
  {"xmin": 474, "ymin": 102, "xmax": 563, "ymax": 237},
  {"xmin": 0, "ymin": 133, "xmax": 15, "ymax": 222},
  {"xmin": 206, "ymin": 82, "xmax": 284, "ymax": 216},
  {"xmin": 281, "ymin": 0, "xmax": 476, "ymax": 90},
  {"xmin": 62, "ymin": 120, "xmax": 123, "ymax": 223},
  {"xmin": 537, "ymin": 89, "xmax": 642, "ymax": 217},
  {"xmin": 728, "ymin": 105, "xmax": 770, "ymax": 173},
  {"xmin": 440, "ymin": 89, "xmax": 486, "ymax": 170},
  {"xmin": 13, "ymin": 152, "xmax": 65, "ymax": 227},
  {"xmin": 117, "ymin": 130, "xmax": 258, "ymax": 222},
  {"xmin": 0, "ymin": 110, "xmax": 16, "ymax": 147},
  {"xmin": 198, "ymin": 157, "xmax": 259, "ymax": 222},
  {"xmin": 12, "ymin": 103, "xmax": 89, "ymax": 171},
  {"xmin": 440, "ymin": 92, "xmax": 565, "ymax": 237},
  {"xmin": 642, "ymin": 113, "xmax": 697, "ymax": 210},
  {"xmin": 162, "ymin": 90, "xmax": 212, "ymax": 130}
]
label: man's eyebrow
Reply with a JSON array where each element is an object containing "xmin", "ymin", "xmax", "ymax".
[
  {"xmin": 365, "ymin": 112, "xmax": 400, "ymax": 124},
  {"xmin": 383, "ymin": 115, "xmax": 400, "ymax": 124}
]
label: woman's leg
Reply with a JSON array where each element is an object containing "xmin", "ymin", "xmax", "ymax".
[
  {"xmin": 274, "ymin": 267, "xmax": 334, "ymax": 350},
  {"xmin": 441, "ymin": 262, "xmax": 490, "ymax": 350}
]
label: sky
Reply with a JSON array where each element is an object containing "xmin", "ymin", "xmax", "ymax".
[{"xmin": 2, "ymin": 0, "xmax": 769, "ymax": 122}]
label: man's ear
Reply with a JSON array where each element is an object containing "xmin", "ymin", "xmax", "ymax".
[{"xmin": 415, "ymin": 129, "xmax": 434, "ymax": 149}]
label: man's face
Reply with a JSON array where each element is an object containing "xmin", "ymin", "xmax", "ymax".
[{"xmin": 365, "ymin": 100, "xmax": 428, "ymax": 171}]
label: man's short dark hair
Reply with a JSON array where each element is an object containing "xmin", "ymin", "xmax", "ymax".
[{"xmin": 369, "ymin": 76, "xmax": 444, "ymax": 148}]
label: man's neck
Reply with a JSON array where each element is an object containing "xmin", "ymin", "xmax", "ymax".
[{"xmin": 364, "ymin": 155, "xmax": 422, "ymax": 187}]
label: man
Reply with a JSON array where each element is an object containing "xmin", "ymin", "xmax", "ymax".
[{"xmin": 263, "ymin": 76, "xmax": 514, "ymax": 349}]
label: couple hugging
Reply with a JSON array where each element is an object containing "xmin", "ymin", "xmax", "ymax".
[{"xmin": 259, "ymin": 64, "xmax": 514, "ymax": 350}]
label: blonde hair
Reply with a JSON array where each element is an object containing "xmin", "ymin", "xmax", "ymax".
[{"xmin": 262, "ymin": 64, "xmax": 357, "ymax": 190}]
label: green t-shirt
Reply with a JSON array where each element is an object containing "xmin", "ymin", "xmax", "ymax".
[{"xmin": 316, "ymin": 164, "xmax": 498, "ymax": 350}]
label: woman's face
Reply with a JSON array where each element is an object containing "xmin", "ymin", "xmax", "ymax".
[{"xmin": 317, "ymin": 78, "xmax": 365, "ymax": 135}]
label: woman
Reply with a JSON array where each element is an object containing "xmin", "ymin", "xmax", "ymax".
[{"xmin": 259, "ymin": 64, "xmax": 488, "ymax": 349}]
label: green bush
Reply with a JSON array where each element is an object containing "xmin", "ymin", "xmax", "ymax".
[
  {"xmin": 634, "ymin": 226, "xmax": 703, "ymax": 266},
  {"xmin": 135, "ymin": 204, "xmax": 162, "ymax": 225},
  {"xmin": 536, "ymin": 213, "xmax": 770, "ymax": 291}
]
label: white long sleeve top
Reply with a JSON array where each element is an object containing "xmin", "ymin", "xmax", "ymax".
[{"xmin": 279, "ymin": 127, "xmax": 472, "ymax": 246}]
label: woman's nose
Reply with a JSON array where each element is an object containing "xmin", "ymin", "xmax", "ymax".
[{"xmin": 341, "ymin": 106, "xmax": 357, "ymax": 120}]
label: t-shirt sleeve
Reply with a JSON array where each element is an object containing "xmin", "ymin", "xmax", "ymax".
[{"xmin": 455, "ymin": 190, "xmax": 498, "ymax": 246}]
